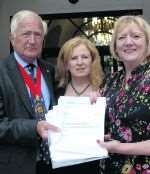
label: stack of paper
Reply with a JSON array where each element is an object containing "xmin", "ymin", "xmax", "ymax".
[{"xmin": 46, "ymin": 96, "xmax": 108, "ymax": 168}]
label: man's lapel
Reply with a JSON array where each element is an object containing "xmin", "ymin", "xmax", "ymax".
[
  {"xmin": 38, "ymin": 59, "xmax": 56, "ymax": 108},
  {"xmin": 6, "ymin": 54, "xmax": 34, "ymax": 116}
]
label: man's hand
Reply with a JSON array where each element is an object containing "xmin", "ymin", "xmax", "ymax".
[{"xmin": 37, "ymin": 120, "xmax": 59, "ymax": 140}]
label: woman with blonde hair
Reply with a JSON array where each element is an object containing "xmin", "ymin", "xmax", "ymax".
[
  {"xmin": 97, "ymin": 15, "xmax": 150, "ymax": 174},
  {"xmin": 54, "ymin": 36, "xmax": 104, "ymax": 174},
  {"xmin": 55, "ymin": 36, "xmax": 104, "ymax": 99}
]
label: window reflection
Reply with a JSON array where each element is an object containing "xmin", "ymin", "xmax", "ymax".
[{"xmin": 83, "ymin": 17, "xmax": 117, "ymax": 46}]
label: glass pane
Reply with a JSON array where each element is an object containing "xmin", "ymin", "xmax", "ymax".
[{"xmin": 82, "ymin": 17, "xmax": 117, "ymax": 46}]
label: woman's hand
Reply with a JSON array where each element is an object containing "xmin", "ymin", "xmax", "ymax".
[
  {"xmin": 97, "ymin": 134, "xmax": 121, "ymax": 153},
  {"xmin": 89, "ymin": 89, "xmax": 101, "ymax": 104},
  {"xmin": 97, "ymin": 139, "xmax": 120, "ymax": 153}
]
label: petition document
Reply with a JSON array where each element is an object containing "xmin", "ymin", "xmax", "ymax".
[{"xmin": 46, "ymin": 96, "xmax": 108, "ymax": 168}]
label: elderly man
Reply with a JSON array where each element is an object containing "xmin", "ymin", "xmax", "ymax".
[{"xmin": 0, "ymin": 10, "xmax": 58, "ymax": 174}]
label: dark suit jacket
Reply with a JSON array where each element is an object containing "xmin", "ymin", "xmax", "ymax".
[{"xmin": 0, "ymin": 53, "xmax": 55, "ymax": 174}]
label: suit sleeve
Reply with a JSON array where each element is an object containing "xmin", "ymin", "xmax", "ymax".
[{"xmin": 0, "ymin": 75, "xmax": 39, "ymax": 147}]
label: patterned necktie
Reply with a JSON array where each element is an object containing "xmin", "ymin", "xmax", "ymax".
[
  {"xmin": 27, "ymin": 64, "xmax": 51, "ymax": 164},
  {"xmin": 34, "ymin": 96, "xmax": 51, "ymax": 165},
  {"xmin": 26, "ymin": 64, "xmax": 35, "ymax": 80}
]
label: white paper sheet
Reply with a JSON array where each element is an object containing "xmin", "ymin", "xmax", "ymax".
[{"xmin": 46, "ymin": 96, "xmax": 108, "ymax": 168}]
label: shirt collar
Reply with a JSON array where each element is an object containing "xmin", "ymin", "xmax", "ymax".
[{"xmin": 13, "ymin": 52, "xmax": 38, "ymax": 68}]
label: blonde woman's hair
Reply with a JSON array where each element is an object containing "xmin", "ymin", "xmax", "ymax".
[
  {"xmin": 56, "ymin": 36, "xmax": 104, "ymax": 90},
  {"xmin": 10, "ymin": 10, "xmax": 47, "ymax": 37},
  {"xmin": 110, "ymin": 15, "xmax": 150, "ymax": 61}
]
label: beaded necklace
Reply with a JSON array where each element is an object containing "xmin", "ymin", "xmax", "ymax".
[{"xmin": 70, "ymin": 81, "xmax": 90, "ymax": 96}]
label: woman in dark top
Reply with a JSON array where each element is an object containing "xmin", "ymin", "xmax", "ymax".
[
  {"xmin": 97, "ymin": 15, "xmax": 150, "ymax": 174},
  {"xmin": 54, "ymin": 36, "xmax": 104, "ymax": 174}
]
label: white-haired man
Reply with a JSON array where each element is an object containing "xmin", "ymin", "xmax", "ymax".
[{"xmin": 0, "ymin": 10, "xmax": 58, "ymax": 174}]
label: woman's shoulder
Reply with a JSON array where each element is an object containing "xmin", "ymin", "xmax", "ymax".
[{"xmin": 104, "ymin": 70, "xmax": 123, "ymax": 85}]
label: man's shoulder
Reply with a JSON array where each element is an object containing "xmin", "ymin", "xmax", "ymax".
[
  {"xmin": 0, "ymin": 54, "xmax": 16, "ymax": 75},
  {"xmin": 38, "ymin": 58, "xmax": 55, "ymax": 70},
  {"xmin": 0, "ymin": 54, "xmax": 12, "ymax": 66}
]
